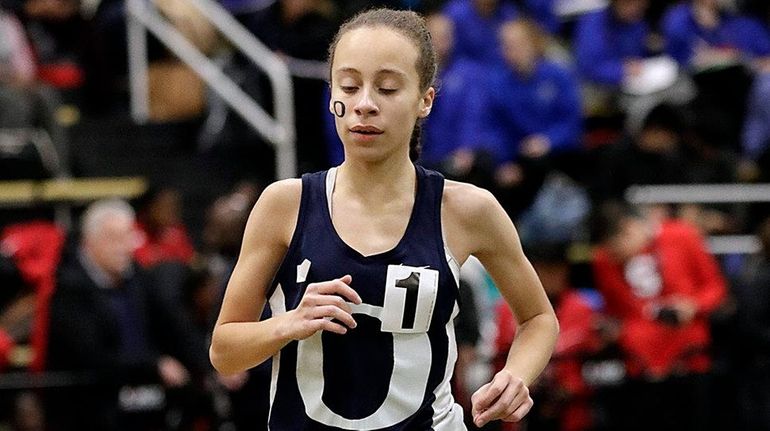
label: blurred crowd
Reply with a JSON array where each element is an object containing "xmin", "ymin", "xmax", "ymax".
[{"xmin": 1, "ymin": 0, "xmax": 770, "ymax": 430}]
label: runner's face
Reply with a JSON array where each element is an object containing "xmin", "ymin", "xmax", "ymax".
[{"xmin": 330, "ymin": 26, "xmax": 434, "ymax": 163}]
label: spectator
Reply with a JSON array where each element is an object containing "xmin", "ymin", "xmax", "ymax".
[
  {"xmin": 46, "ymin": 199, "xmax": 202, "ymax": 430},
  {"xmin": 200, "ymin": 183, "xmax": 271, "ymax": 431},
  {"xmin": 482, "ymin": 18, "xmax": 582, "ymax": 215},
  {"xmin": 421, "ymin": 12, "xmax": 487, "ymax": 169},
  {"xmin": 573, "ymin": 0, "xmax": 694, "ymax": 131},
  {"xmin": 574, "ymin": 0, "xmax": 651, "ymax": 88},
  {"xmin": 243, "ymin": 0, "xmax": 338, "ymax": 172},
  {"xmin": 675, "ymin": 109, "xmax": 742, "ymax": 235},
  {"xmin": 591, "ymin": 201, "xmax": 726, "ymax": 431},
  {"xmin": 662, "ymin": 0, "xmax": 770, "ymax": 152},
  {"xmin": 134, "ymin": 187, "xmax": 195, "ymax": 269},
  {"xmin": 662, "ymin": 0, "xmax": 770, "ymax": 71},
  {"xmin": 489, "ymin": 19, "xmax": 582, "ymax": 163},
  {"xmin": 16, "ymin": 0, "xmax": 87, "ymax": 89},
  {"xmin": 591, "ymin": 103, "xmax": 688, "ymax": 203},
  {"xmin": 494, "ymin": 242, "xmax": 612, "ymax": 431},
  {"xmin": 442, "ymin": 0, "xmax": 517, "ymax": 65}
]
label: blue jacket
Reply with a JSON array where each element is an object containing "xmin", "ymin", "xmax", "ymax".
[
  {"xmin": 574, "ymin": 7, "xmax": 649, "ymax": 86},
  {"xmin": 480, "ymin": 60, "xmax": 583, "ymax": 164},
  {"xmin": 443, "ymin": 0, "xmax": 517, "ymax": 65},
  {"xmin": 421, "ymin": 58, "xmax": 486, "ymax": 166},
  {"xmin": 662, "ymin": 4, "xmax": 770, "ymax": 67}
]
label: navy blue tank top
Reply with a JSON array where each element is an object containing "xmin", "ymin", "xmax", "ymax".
[{"xmin": 265, "ymin": 165, "xmax": 465, "ymax": 430}]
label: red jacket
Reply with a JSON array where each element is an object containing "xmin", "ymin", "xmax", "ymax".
[
  {"xmin": 0, "ymin": 221, "xmax": 65, "ymax": 371},
  {"xmin": 592, "ymin": 220, "xmax": 726, "ymax": 378},
  {"xmin": 495, "ymin": 290, "xmax": 602, "ymax": 431},
  {"xmin": 134, "ymin": 222, "xmax": 195, "ymax": 268}
]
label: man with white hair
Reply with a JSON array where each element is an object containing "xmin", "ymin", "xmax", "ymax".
[{"xmin": 47, "ymin": 199, "xmax": 193, "ymax": 430}]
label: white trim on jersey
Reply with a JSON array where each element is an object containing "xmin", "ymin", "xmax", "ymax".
[
  {"xmin": 444, "ymin": 246, "xmax": 461, "ymax": 287},
  {"xmin": 431, "ymin": 302, "xmax": 467, "ymax": 430},
  {"xmin": 268, "ymin": 284, "xmax": 287, "ymax": 430},
  {"xmin": 325, "ymin": 166, "xmax": 338, "ymax": 218}
]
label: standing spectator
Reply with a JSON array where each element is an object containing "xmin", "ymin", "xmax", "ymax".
[
  {"xmin": 591, "ymin": 202, "xmax": 726, "ymax": 431},
  {"xmin": 243, "ymin": 0, "xmax": 338, "ymax": 172}
]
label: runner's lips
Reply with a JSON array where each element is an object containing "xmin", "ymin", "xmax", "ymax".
[{"xmin": 350, "ymin": 125, "xmax": 383, "ymax": 135}]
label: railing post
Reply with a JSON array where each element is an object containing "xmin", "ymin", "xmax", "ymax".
[{"xmin": 126, "ymin": 0, "xmax": 298, "ymax": 178}]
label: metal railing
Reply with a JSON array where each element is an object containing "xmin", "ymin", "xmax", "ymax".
[
  {"xmin": 125, "ymin": 0, "xmax": 297, "ymax": 179},
  {"xmin": 625, "ymin": 183, "xmax": 770, "ymax": 255}
]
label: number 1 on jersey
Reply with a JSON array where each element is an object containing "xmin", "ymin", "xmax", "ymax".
[
  {"xmin": 382, "ymin": 265, "xmax": 438, "ymax": 333},
  {"xmin": 395, "ymin": 272, "xmax": 420, "ymax": 329}
]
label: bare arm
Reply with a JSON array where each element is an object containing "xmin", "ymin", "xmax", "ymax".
[
  {"xmin": 443, "ymin": 182, "xmax": 559, "ymax": 427},
  {"xmin": 209, "ymin": 180, "xmax": 361, "ymax": 375}
]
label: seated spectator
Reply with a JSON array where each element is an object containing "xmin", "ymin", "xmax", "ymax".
[
  {"xmin": 0, "ymin": 221, "xmax": 64, "ymax": 431},
  {"xmin": 591, "ymin": 201, "xmax": 726, "ymax": 431},
  {"xmin": 662, "ymin": 0, "xmax": 770, "ymax": 71},
  {"xmin": 480, "ymin": 18, "xmax": 582, "ymax": 215},
  {"xmin": 16, "ymin": 0, "xmax": 86, "ymax": 89},
  {"xmin": 574, "ymin": 0, "xmax": 651, "ymax": 89},
  {"xmin": 494, "ymin": 242, "xmax": 613, "ymax": 431},
  {"xmin": 47, "ymin": 199, "xmax": 204, "ymax": 430},
  {"xmin": 674, "ymin": 108, "xmax": 742, "ymax": 235},
  {"xmin": 591, "ymin": 103, "xmax": 688, "ymax": 203},
  {"xmin": 199, "ymin": 183, "xmax": 272, "ymax": 431},
  {"xmin": 573, "ymin": 0, "xmax": 694, "ymax": 130},
  {"xmin": 442, "ymin": 0, "xmax": 517, "ymax": 66},
  {"xmin": 134, "ymin": 187, "xmax": 195, "ymax": 269},
  {"xmin": 0, "ymin": 220, "xmax": 65, "ymax": 373},
  {"xmin": 421, "ymin": 12, "xmax": 487, "ymax": 169},
  {"xmin": 489, "ymin": 18, "xmax": 582, "ymax": 162},
  {"xmin": 662, "ymin": 0, "xmax": 770, "ymax": 148}
]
